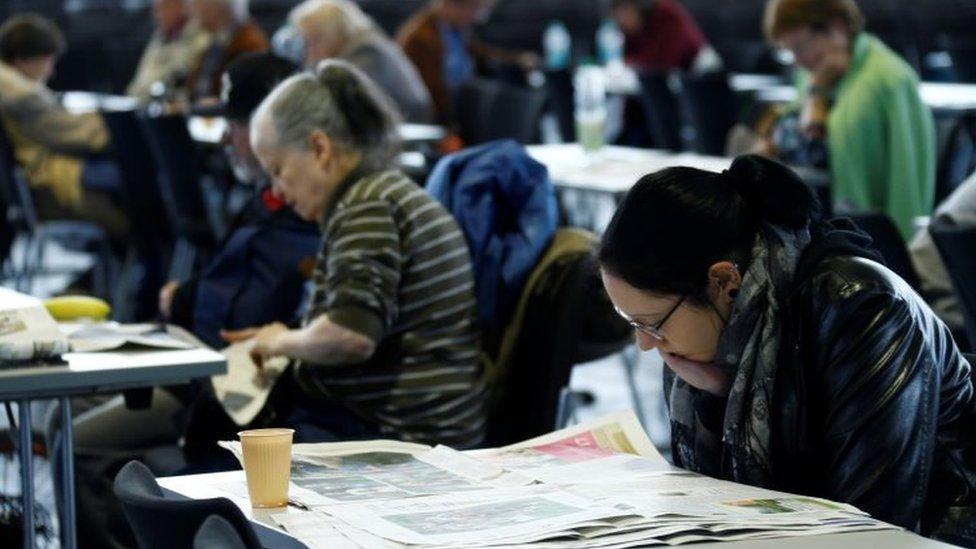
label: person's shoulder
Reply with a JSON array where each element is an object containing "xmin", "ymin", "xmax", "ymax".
[
  {"xmin": 853, "ymin": 35, "xmax": 920, "ymax": 94},
  {"xmin": 396, "ymin": 6, "xmax": 438, "ymax": 45},
  {"xmin": 346, "ymin": 170, "xmax": 419, "ymax": 203},
  {"xmin": 793, "ymin": 255, "xmax": 916, "ymax": 324}
]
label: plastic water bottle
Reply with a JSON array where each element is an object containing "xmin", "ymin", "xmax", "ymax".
[
  {"xmin": 543, "ymin": 20, "xmax": 572, "ymax": 71},
  {"xmin": 596, "ymin": 19, "xmax": 624, "ymax": 68},
  {"xmin": 574, "ymin": 65, "xmax": 607, "ymax": 152}
]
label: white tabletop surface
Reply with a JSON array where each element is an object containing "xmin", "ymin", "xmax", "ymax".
[
  {"xmin": 187, "ymin": 116, "xmax": 446, "ymax": 145},
  {"xmin": 528, "ymin": 144, "xmax": 734, "ymax": 194},
  {"xmin": 0, "ymin": 347, "xmax": 226, "ymax": 400},
  {"xmin": 160, "ymin": 470, "xmax": 956, "ymax": 549}
]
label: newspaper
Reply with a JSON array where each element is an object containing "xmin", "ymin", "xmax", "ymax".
[
  {"xmin": 218, "ymin": 411, "xmax": 897, "ymax": 547},
  {"xmin": 211, "ymin": 340, "xmax": 290, "ymax": 426},
  {"xmin": 61, "ymin": 322, "xmax": 197, "ymax": 352},
  {"xmin": 0, "ymin": 289, "xmax": 70, "ymax": 362}
]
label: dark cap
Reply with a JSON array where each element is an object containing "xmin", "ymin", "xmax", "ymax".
[{"xmin": 192, "ymin": 52, "xmax": 298, "ymax": 121}]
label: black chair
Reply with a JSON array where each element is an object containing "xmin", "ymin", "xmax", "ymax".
[
  {"xmin": 113, "ymin": 460, "xmax": 262, "ymax": 549},
  {"xmin": 929, "ymin": 223, "xmax": 976, "ymax": 350},
  {"xmin": 193, "ymin": 515, "xmax": 249, "ymax": 549},
  {"xmin": 935, "ymin": 114, "xmax": 976, "ymax": 205},
  {"xmin": 485, "ymin": 228, "xmax": 631, "ymax": 446},
  {"xmin": 636, "ymin": 71, "xmax": 684, "ymax": 151},
  {"xmin": 944, "ymin": 37, "xmax": 976, "ymax": 83},
  {"xmin": 846, "ymin": 212, "xmax": 923, "ymax": 292},
  {"xmin": 544, "ymin": 69, "xmax": 576, "ymax": 143},
  {"xmin": 0, "ymin": 119, "xmax": 115, "ymax": 296},
  {"xmin": 677, "ymin": 71, "xmax": 739, "ymax": 156},
  {"xmin": 455, "ymin": 78, "xmax": 548, "ymax": 145},
  {"xmin": 139, "ymin": 114, "xmax": 216, "ymax": 280}
]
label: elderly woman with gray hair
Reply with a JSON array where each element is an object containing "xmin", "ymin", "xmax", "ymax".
[
  {"xmin": 222, "ymin": 59, "xmax": 485, "ymax": 448},
  {"xmin": 289, "ymin": 0, "xmax": 434, "ymax": 122}
]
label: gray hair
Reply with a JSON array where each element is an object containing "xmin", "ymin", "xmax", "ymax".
[
  {"xmin": 289, "ymin": 0, "xmax": 373, "ymax": 44},
  {"xmin": 253, "ymin": 59, "xmax": 402, "ymax": 170}
]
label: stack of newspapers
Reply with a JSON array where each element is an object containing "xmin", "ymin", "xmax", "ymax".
[{"xmin": 220, "ymin": 411, "xmax": 895, "ymax": 548}]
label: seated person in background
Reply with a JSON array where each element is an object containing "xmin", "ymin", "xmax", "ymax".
[
  {"xmin": 610, "ymin": 0, "xmax": 722, "ymax": 73},
  {"xmin": 290, "ymin": 0, "xmax": 434, "ymax": 123},
  {"xmin": 763, "ymin": 0, "xmax": 935, "ymax": 240},
  {"xmin": 599, "ymin": 155, "xmax": 976, "ymax": 542},
  {"xmin": 160, "ymin": 52, "xmax": 319, "ymax": 348},
  {"xmin": 225, "ymin": 59, "xmax": 486, "ymax": 448},
  {"xmin": 186, "ymin": 0, "xmax": 268, "ymax": 103},
  {"xmin": 910, "ymin": 171, "xmax": 976, "ymax": 339},
  {"xmin": 0, "ymin": 14, "xmax": 129, "ymax": 239},
  {"xmin": 127, "ymin": 0, "xmax": 211, "ymax": 101},
  {"xmin": 397, "ymin": 0, "xmax": 538, "ymax": 125}
]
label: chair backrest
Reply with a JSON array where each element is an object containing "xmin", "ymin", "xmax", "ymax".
[
  {"xmin": 544, "ymin": 69, "xmax": 576, "ymax": 142},
  {"xmin": 485, "ymin": 228, "xmax": 600, "ymax": 446},
  {"xmin": 102, "ymin": 109, "xmax": 174, "ymax": 247},
  {"xmin": 456, "ymin": 79, "xmax": 548, "ymax": 145},
  {"xmin": 936, "ymin": 114, "xmax": 976, "ymax": 205},
  {"xmin": 929, "ymin": 223, "xmax": 976, "ymax": 350},
  {"xmin": 113, "ymin": 460, "xmax": 261, "ymax": 549},
  {"xmin": 846, "ymin": 211, "xmax": 922, "ymax": 291},
  {"xmin": 0, "ymin": 121, "xmax": 21, "ymax": 265},
  {"xmin": 677, "ymin": 71, "xmax": 738, "ymax": 156},
  {"xmin": 193, "ymin": 515, "xmax": 248, "ymax": 549},
  {"xmin": 637, "ymin": 71, "xmax": 684, "ymax": 151},
  {"xmin": 138, "ymin": 114, "xmax": 214, "ymax": 249}
]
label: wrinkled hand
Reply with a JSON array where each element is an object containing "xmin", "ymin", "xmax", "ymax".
[
  {"xmin": 221, "ymin": 322, "xmax": 289, "ymax": 369},
  {"xmin": 662, "ymin": 353, "xmax": 733, "ymax": 397},
  {"xmin": 158, "ymin": 281, "xmax": 180, "ymax": 319},
  {"xmin": 516, "ymin": 51, "xmax": 542, "ymax": 71},
  {"xmin": 812, "ymin": 48, "xmax": 851, "ymax": 89}
]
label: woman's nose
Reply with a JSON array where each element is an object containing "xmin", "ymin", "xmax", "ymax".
[{"xmin": 636, "ymin": 330, "xmax": 660, "ymax": 352}]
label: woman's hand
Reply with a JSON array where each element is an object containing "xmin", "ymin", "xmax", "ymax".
[
  {"xmin": 221, "ymin": 322, "xmax": 290, "ymax": 368},
  {"xmin": 158, "ymin": 281, "xmax": 180, "ymax": 319},
  {"xmin": 662, "ymin": 352, "xmax": 733, "ymax": 397}
]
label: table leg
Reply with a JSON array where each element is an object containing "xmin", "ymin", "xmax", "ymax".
[
  {"xmin": 18, "ymin": 400, "xmax": 33, "ymax": 549},
  {"xmin": 60, "ymin": 397, "xmax": 77, "ymax": 549}
]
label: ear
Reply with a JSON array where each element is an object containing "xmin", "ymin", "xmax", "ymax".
[
  {"xmin": 308, "ymin": 130, "xmax": 333, "ymax": 171},
  {"xmin": 706, "ymin": 261, "xmax": 742, "ymax": 303}
]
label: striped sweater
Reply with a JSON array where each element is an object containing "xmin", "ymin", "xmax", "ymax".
[{"xmin": 295, "ymin": 169, "xmax": 486, "ymax": 448}]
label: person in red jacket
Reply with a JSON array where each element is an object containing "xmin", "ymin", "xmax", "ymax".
[{"xmin": 610, "ymin": 0, "xmax": 719, "ymax": 72}]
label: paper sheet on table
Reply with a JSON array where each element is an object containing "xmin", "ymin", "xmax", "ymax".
[
  {"xmin": 211, "ymin": 339, "xmax": 289, "ymax": 426},
  {"xmin": 0, "ymin": 289, "xmax": 69, "ymax": 362},
  {"xmin": 63, "ymin": 322, "xmax": 197, "ymax": 352}
]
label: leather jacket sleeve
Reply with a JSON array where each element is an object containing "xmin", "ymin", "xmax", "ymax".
[{"xmin": 805, "ymin": 263, "xmax": 944, "ymax": 529}]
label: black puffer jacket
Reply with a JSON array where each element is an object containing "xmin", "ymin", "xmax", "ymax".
[{"xmin": 769, "ymin": 222, "xmax": 976, "ymax": 540}]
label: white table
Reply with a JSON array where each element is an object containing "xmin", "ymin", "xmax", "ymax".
[
  {"xmin": 0, "ymin": 347, "xmax": 226, "ymax": 549},
  {"xmin": 528, "ymin": 144, "xmax": 828, "ymax": 195},
  {"xmin": 187, "ymin": 116, "xmax": 446, "ymax": 146},
  {"xmin": 601, "ymin": 66, "xmax": 976, "ymax": 115},
  {"xmin": 160, "ymin": 470, "xmax": 956, "ymax": 549},
  {"xmin": 752, "ymin": 81, "xmax": 976, "ymax": 114}
]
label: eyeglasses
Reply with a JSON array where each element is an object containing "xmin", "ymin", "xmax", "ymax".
[{"xmin": 614, "ymin": 296, "xmax": 685, "ymax": 341}]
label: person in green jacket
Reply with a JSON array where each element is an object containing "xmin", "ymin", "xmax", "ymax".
[{"xmin": 763, "ymin": 0, "xmax": 935, "ymax": 240}]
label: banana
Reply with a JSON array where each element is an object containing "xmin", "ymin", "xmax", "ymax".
[{"xmin": 44, "ymin": 295, "xmax": 111, "ymax": 321}]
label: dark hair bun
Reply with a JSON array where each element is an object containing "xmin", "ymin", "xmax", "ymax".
[{"xmin": 725, "ymin": 154, "xmax": 820, "ymax": 229}]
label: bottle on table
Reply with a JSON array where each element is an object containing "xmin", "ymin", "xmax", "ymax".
[{"xmin": 574, "ymin": 64, "xmax": 607, "ymax": 153}]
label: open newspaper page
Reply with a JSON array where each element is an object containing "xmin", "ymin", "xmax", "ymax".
[
  {"xmin": 219, "ymin": 410, "xmax": 897, "ymax": 547},
  {"xmin": 61, "ymin": 322, "xmax": 197, "ymax": 352},
  {"xmin": 211, "ymin": 340, "xmax": 290, "ymax": 426}
]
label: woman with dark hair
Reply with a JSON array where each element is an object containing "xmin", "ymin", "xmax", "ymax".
[
  {"xmin": 599, "ymin": 154, "xmax": 976, "ymax": 541},
  {"xmin": 609, "ymin": 0, "xmax": 720, "ymax": 73}
]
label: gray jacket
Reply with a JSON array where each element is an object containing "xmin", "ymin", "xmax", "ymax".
[{"xmin": 341, "ymin": 31, "xmax": 434, "ymax": 124}]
